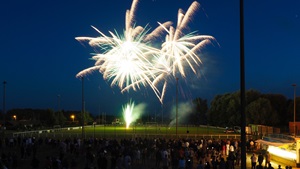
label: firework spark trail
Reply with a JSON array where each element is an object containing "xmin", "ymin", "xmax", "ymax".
[
  {"xmin": 76, "ymin": 0, "xmax": 216, "ymax": 103},
  {"xmin": 123, "ymin": 101, "xmax": 134, "ymax": 128},
  {"xmin": 158, "ymin": 1, "xmax": 216, "ymax": 78},
  {"xmin": 150, "ymin": 2, "xmax": 216, "ymax": 102},
  {"xmin": 123, "ymin": 101, "xmax": 147, "ymax": 128}
]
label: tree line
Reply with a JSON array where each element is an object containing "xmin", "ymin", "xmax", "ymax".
[
  {"xmin": 1, "ymin": 109, "xmax": 95, "ymax": 129},
  {"xmin": 191, "ymin": 89, "xmax": 298, "ymax": 130},
  {"xmin": 1, "ymin": 89, "xmax": 298, "ymax": 130}
]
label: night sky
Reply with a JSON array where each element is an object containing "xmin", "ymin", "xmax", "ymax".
[{"xmin": 1, "ymin": 0, "xmax": 300, "ymax": 117}]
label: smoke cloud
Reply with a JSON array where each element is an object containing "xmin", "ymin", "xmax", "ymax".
[{"xmin": 169, "ymin": 101, "xmax": 193, "ymax": 127}]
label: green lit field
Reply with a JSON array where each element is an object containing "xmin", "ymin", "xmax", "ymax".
[{"xmin": 10, "ymin": 125, "xmax": 242, "ymax": 140}]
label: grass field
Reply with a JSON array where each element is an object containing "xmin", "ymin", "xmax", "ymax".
[{"xmin": 8, "ymin": 124, "xmax": 242, "ymax": 140}]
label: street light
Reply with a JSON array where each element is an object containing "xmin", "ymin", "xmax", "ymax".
[
  {"xmin": 293, "ymin": 84, "xmax": 297, "ymax": 137},
  {"xmin": 13, "ymin": 115, "xmax": 16, "ymax": 121},
  {"xmin": 176, "ymin": 77, "xmax": 178, "ymax": 137},
  {"xmin": 3, "ymin": 81, "xmax": 6, "ymax": 129},
  {"xmin": 93, "ymin": 122, "xmax": 96, "ymax": 140},
  {"xmin": 81, "ymin": 77, "xmax": 85, "ymax": 139},
  {"xmin": 239, "ymin": 1, "xmax": 247, "ymax": 168},
  {"xmin": 57, "ymin": 94, "xmax": 61, "ymax": 112},
  {"xmin": 71, "ymin": 115, "xmax": 75, "ymax": 122}
]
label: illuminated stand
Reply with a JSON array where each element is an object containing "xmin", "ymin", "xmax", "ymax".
[
  {"xmin": 296, "ymin": 138, "xmax": 300, "ymax": 167},
  {"xmin": 256, "ymin": 135, "xmax": 299, "ymax": 167}
]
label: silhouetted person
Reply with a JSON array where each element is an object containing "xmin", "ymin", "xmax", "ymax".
[
  {"xmin": 250, "ymin": 153, "xmax": 257, "ymax": 169},
  {"xmin": 258, "ymin": 153, "xmax": 264, "ymax": 166}
]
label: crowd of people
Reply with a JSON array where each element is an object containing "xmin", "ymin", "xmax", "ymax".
[
  {"xmin": 0, "ymin": 135, "xmax": 276, "ymax": 169},
  {"xmin": 250, "ymin": 152, "xmax": 272, "ymax": 169}
]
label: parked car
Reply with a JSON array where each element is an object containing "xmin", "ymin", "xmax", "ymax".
[
  {"xmin": 234, "ymin": 126, "xmax": 241, "ymax": 133},
  {"xmin": 224, "ymin": 126, "xmax": 241, "ymax": 133},
  {"xmin": 224, "ymin": 127, "xmax": 235, "ymax": 133}
]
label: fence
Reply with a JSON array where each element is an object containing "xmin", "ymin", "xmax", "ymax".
[{"xmin": 8, "ymin": 125, "xmax": 255, "ymax": 141}]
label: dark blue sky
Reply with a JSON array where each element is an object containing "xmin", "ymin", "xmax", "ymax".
[{"xmin": 1, "ymin": 0, "xmax": 300, "ymax": 117}]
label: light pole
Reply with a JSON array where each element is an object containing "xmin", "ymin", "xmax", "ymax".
[
  {"xmin": 3, "ymin": 81, "xmax": 6, "ymax": 130},
  {"xmin": 161, "ymin": 104, "xmax": 163, "ymax": 125},
  {"xmin": 239, "ymin": 0, "xmax": 247, "ymax": 168},
  {"xmin": 176, "ymin": 77, "xmax": 178, "ymax": 137},
  {"xmin": 93, "ymin": 122, "xmax": 96, "ymax": 140},
  {"xmin": 114, "ymin": 121, "xmax": 116, "ymax": 139},
  {"xmin": 57, "ymin": 94, "xmax": 61, "ymax": 126},
  {"xmin": 57, "ymin": 94, "xmax": 61, "ymax": 112},
  {"xmin": 104, "ymin": 112, "xmax": 106, "ymax": 137},
  {"xmin": 71, "ymin": 115, "xmax": 75, "ymax": 122},
  {"xmin": 293, "ymin": 84, "xmax": 297, "ymax": 137},
  {"xmin": 81, "ymin": 77, "xmax": 85, "ymax": 139}
]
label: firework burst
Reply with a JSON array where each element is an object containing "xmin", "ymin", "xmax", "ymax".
[{"xmin": 76, "ymin": 0, "xmax": 216, "ymax": 103}]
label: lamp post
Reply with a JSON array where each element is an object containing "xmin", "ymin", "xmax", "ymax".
[
  {"xmin": 93, "ymin": 122, "xmax": 96, "ymax": 140},
  {"xmin": 293, "ymin": 84, "xmax": 297, "ymax": 137},
  {"xmin": 161, "ymin": 104, "xmax": 163, "ymax": 125},
  {"xmin": 57, "ymin": 95, "xmax": 61, "ymax": 126},
  {"xmin": 57, "ymin": 95, "xmax": 61, "ymax": 112},
  {"xmin": 71, "ymin": 115, "xmax": 75, "ymax": 122},
  {"xmin": 3, "ymin": 81, "xmax": 6, "ymax": 130},
  {"xmin": 176, "ymin": 77, "xmax": 178, "ymax": 137},
  {"xmin": 239, "ymin": 1, "xmax": 247, "ymax": 168},
  {"xmin": 81, "ymin": 77, "xmax": 85, "ymax": 139}
]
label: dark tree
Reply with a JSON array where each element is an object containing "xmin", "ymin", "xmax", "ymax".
[
  {"xmin": 261, "ymin": 94, "xmax": 288, "ymax": 127},
  {"xmin": 191, "ymin": 97, "xmax": 208, "ymax": 125},
  {"xmin": 246, "ymin": 97, "xmax": 275, "ymax": 125}
]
